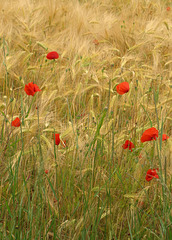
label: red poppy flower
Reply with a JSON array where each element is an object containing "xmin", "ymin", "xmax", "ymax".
[
  {"xmin": 116, "ymin": 82, "xmax": 130, "ymax": 95},
  {"xmin": 24, "ymin": 82, "xmax": 41, "ymax": 96},
  {"xmin": 145, "ymin": 169, "xmax": 159, "ymax": 182},
  {"xmin": 162, "ymin": 134, "xmax": 169, "ymax": 141},
  {"xmin": 45, "ymin": 170, "xmax": 48, "ymax": 174},
  {"xmin": 11, "ymin": 117, "xmax": 20, "ymax": 127},
  {"xmin": 46, "ymin": 51, "xmax": 59, "ymax": 60},
  {"xmin": 167, "ymin": 7, "xmax": 171, "ymax": 11},
  {"xmin": 141, "ymin": 127, "xmax": 158, "ymax": 143},
  {"xmin": 122, "ymin": 140, "xmax": 135, "ymax": 152},
  {"xmin": 93, "ymin": 39, "xmax": 99, "ymax": 45},
  {"xmin": 54, "ymin": 133, "xmax": 60, "ymax": 146}
]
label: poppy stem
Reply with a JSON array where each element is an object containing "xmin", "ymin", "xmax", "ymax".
[
  {"xmin": 2, "ymin": 129, "xmax": 13, "ymax": 159},
  {"xmin": 25, "ymin": 95, "xmax": 36, "ymax": 119}
]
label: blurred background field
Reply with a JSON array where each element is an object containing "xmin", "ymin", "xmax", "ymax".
[{"xmin": 0, "ymin": 0, "xmax": 172, "ymax": 239}]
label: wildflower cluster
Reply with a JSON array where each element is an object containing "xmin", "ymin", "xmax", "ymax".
[
  {"xmin": 116, "ymin": 82, "xmax": 169, "ymax": 182},
  {"xmin": 10, "ymin": 51, "xmax": 170, "ymax": 181}
]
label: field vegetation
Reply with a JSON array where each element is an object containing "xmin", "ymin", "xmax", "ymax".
[{"xmin": 0, "ymin": 0, "xmax": 172, "ymax": 239}]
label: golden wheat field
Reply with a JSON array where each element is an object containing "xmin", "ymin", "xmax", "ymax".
[{"xmin": 0, "ymin": 0, "xmax": 172, "ymax": 239}]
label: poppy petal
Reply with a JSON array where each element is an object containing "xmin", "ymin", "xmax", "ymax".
[
  {"xmin": 24, "ymin": 82, "xmax": 41, "ymax": 96},
  {"xmin": 141, "ymin": 127, "xmax": 158, "ymax": 143},
  {"xmin": 116, "ymin": 82, "xmax": 130, "ymax": 95},
  {"xmin": 11, "ymin": 117, "xmax": 20, "ymax": 127},
  {"xmin": 145, "ymin": 169, "xmax": 159, "ymax": 182},
  {"xmin": 24, "ymin": 84, "xmax": 35, "ymax": 96},
  {"xmin": 54, "ymin": 133, "xmax": 60, "ymax": 146},
  {"xmin": 122, "ymin": 140, "xmax": 135, "ymax": 151},
  {"xmin": 33, "ymin": 84, "xmax": 41, "ymax": 92},
  {"xmin": 162, "ymin": 134, "xmax": 169, "ymax": 141},
  {"xmin": 46, "ymin": 51, "xmax": 59, "ymax": 60}
]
